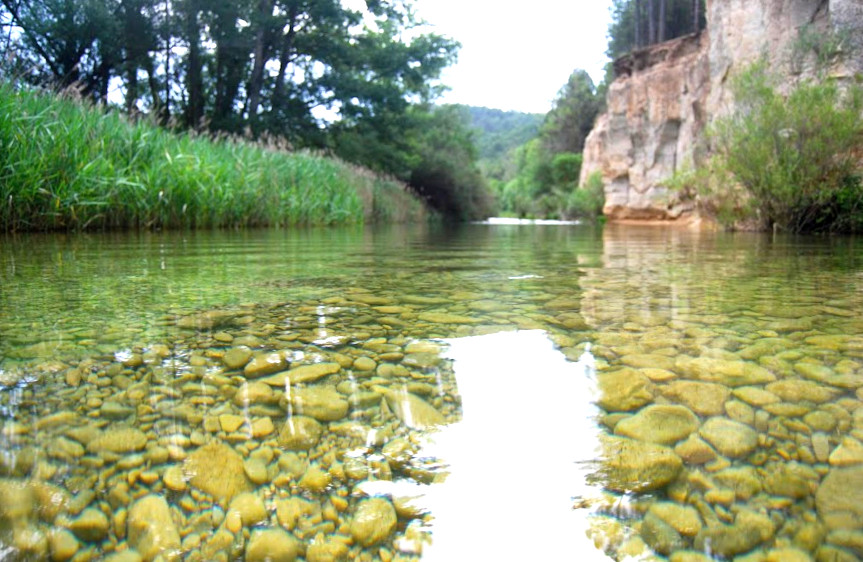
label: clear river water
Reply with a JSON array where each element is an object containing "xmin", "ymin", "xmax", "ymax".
[{"xmin": 1, "ymin": 222, "xmax": 863, "ymax": 561}]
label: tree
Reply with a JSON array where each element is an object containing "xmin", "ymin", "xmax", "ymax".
[
  {"xmin": 540, "ymin": 70, "xmax": 602, "ymax": 155},
  {"xmin": 606, "ymin": 0, "xmax": 704, "ymax": 60}
]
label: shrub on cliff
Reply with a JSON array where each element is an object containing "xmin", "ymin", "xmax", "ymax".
[{"xmin": 709, "ymin": 63, "xmax": 863, "ymax": 233}]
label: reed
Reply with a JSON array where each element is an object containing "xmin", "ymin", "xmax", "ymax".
[{"xmin": 0, "ymin": 82, "xmax": 428, "ymax": 232}]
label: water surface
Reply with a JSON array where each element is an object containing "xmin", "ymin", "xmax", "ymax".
[{"xmin": 1, "ymin": 224, "xmax": 862, "ymax": 561}]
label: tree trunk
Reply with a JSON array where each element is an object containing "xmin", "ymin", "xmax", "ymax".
[
  {"xmin": 272, "ymin": 3, "xmax": 299, "ymax": 108},
  {"xmin": 634, "ymin": 0, "xmax": 642, "ymax": 48},
  {"xmin": 647, "ymin": 0, "xmax": 656, "ymax": 45},
  {"xmin": 693, "ymin": 0, "xmax": 701, "ymax": 33},
  {"xmin": 658, "ymin": 0, "xmax": 666, "ymax": 42},
  {"xmin": 181, "ymin": 0, "xmax": 204, "ymax": 128},
  {"xmin": 246, "ymin": 0, "xmax": 276, "ymax": 127}
]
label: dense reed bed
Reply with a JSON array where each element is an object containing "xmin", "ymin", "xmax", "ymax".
[{"xmin": 0, "ymin": 83, "xmax": 428, "ymax": 232}]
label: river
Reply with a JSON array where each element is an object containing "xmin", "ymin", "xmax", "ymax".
[{"xmin": 1, "ymin": 222, "xmax": 862, "ymax": 561}]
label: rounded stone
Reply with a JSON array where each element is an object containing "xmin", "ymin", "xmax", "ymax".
[
  {"xmin": 817, "ymin": 465, "xmax": 863, "ymax": 530},
  {"xmin": 596, "ymin": 368, "xmax": 655, "ymax": 412},
  {"xmin": 594, "ymin": 435, "xmax": 683, "ymax": 493},
  {"xmin": 243, "ymin": 458, "xmax": 270, "ymax": 485},
  {"xmin": 227, "ymin": 492, "xmax": 268, "ymax": 527},
  {"xmin": 614, "ymin": 404, "xmax": 699, "ymax": 445},
  {"xmin": 69, "ymin": 507, "xmax": 110, "ymax": 542},
  {"xmin": 245, "ymin": 528, "xmax": 300, "ymax": 562},
  {"xmin": 699, "ymin": 417, "xmax": 759, "ymax": 459},
  {"xmin": 127, "ymin": 495, "xmax": 181, "ymax": 561},
  {"xmin": 278, "ymin": 416, "xmax": 323, "ymax": 450},
  {"xmin": 291, "ymin": 386, "xmax": 349, "ymax": 422},
  {"xmin": 350, "ymin": 498, "xmax": 397, "ymax": 547},
  {"xmin": 48, "ymin": 528, "xmax": 80, "ymax": 562},
  {"xmin": 661, "ymin": 380, "xmax": 730, "ymax": 416}
]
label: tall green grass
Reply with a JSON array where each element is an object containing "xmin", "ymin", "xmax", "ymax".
[{"xmin": 0, "ymin": 83, "xmax": 428, "ymax": 231}]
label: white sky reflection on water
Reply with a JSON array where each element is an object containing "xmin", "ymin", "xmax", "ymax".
[{"xmin": 422, "ymin": 330, "xmax": 610, "ymax": 561}]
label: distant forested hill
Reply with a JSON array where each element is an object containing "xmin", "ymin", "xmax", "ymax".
[{"xmin": 457, "ymin": 106, "xmax": 545, "ymax": 161}]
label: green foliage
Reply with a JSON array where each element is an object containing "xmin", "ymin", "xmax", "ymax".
[
  {"xmin": 566, "ymin": 172, "xmax": 606, "ymax": 220},
  {"xmin": 492, "ymin": 69, "xmax": 603, "ymax": 219},
  {"xmin": 707, "ymin": 63, "xmax": 863, "ymax": 232},
  {"xmin": 0, "ymin": 82, "xmax": 427, "ymax": 231},
  {"xmin": 406, "ymin": 105, "xmax": 496, "ymax": 221},
  {"xmin": 790, "ymin": 23, "xmax": 850, "ymax": 72},
  {"xmin": 461, "ymin": 106, "xmax": 544, "ymax": 161},
  {"xmin": 1, "ymin": 0, "xmax": 469, "ymax": 217}
]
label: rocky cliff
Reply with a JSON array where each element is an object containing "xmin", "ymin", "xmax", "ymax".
[{"xmin": 580, "ymin": 0, "xmax": 863, "ymax": 222}]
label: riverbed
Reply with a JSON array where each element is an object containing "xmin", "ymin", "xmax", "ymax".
[{"xmin": 1, "ymin": 223, "xmax": 862, "ymax": 561}]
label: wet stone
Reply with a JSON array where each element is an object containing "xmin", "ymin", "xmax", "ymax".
[
  {"xmin": 350, "ymin": 497, "xmax": 397, "ymax": 547},
  {"xmin": 699, "ymin": 417, "xmax": 759, "ymax": 459},
  {"xmin": 766, "ymin": 379, "xmax": 840, "ymax": 404},
  {"xmin": 127, "ymin": 495, "xmax": 181, "ymax": 561},
  {"xmin": 68, "ymin": 507, "xmax": 110, "ymax": 542},
  {"xmin": 647, "ymin": 502, "xmax": 703, "ymax": 537},
  {"xmin": 228, "ymin": 492, "xmax": 268, "ymax": 527},
  {"xmin": 278, "ymin": 415, "xmax": 323, "ymax": 450},
  {"xmin": 817, "ymin": 465, "xmax": 863, "ymax": 530},
  {"xmin": 246, "ymin": 528, "xmax": 301, "ymax": 562},
  {"xmin": 100, "ymin": 401, "xmax": 134, "ymax": 420},
  {"xmin": 614, "ymin": 404, "xmax": 699, "ymax": 446},
  {"xmin": 675, "ymin": 356, "xmax": 776, "ymax": 386},
  {"xmin": 244, "ymin": 352, "xmax": 289, "ymax": 378},
  {"xmin": 596, "ymin": 368, "xmax": 655, "ymax": 412},
  {"xmin": 641, "ymin": 512, "xmax": 685, "ymax": 556},
  {"xmin": 291, "ymin": 385, "xmax": 349, "ymax": 422},
  {"xmin": 829, "ymin": 437, "xmax": 863, "ymax": 467},
  {"xmin": 595, "ymin": 435, "xmax": 683, "ymax": 493},
  {"xmin": 222, "ymin": 346, "xmax": 253, "ymax": 370},
  {"xmin": 661, "ymin": 380, "xmax": 730, "ymax": 416},
  {"xmin": 183, "ymin": 441, "xmax": 252, "ymax": 505},
  {"xmin": 87, "ymin": 427, "xmax": 147, "ymax": 455}
]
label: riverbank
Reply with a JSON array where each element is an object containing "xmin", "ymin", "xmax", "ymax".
[{"xmin": 0, "ymin": 83, "xmax": 428, "ymax": 232}]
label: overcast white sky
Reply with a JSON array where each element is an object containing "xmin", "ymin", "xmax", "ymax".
[{"xmin": 414, "ymin": 0, "xmax": 614, "ymax": 114}]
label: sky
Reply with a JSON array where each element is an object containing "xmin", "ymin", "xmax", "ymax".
[{"xmin": 413, "ymin": 0, "xmax": 614, "ymax": 114}]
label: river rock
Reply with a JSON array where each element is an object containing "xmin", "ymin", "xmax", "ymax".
[
  {"xmin": 100, "ymin": 401, "xmax": 134, "ymax": 420},
  {"xmin": 246, "ymin": 528, "xmax": 300, "ymax": 562},
  {"xmin": 376, "ymin": 387, "xmax": 445, "ymax": 429},
  {"xmin": 640, "ymin": 512, "xmax": 685, "ymax": 555},
  {"xmin": 261, "ymin": 362, "xmax": 341, "ymax": 386},
  {"xmin": 222, "ymin": 346, "xmax": 252, "ymax": 370},
  {"xmin": 87, "ymin": 427, "xmax": 148, "ymax": 454},
  {"xmin": 244, "ymin": 352, "xmax": 289, "ymax": 378},
  {"xmin": 594, "ymin": 435, "xmax": 683, "ymax": 493},
  {"xmin": 614, "ymin": 404, "xmax": 699, "ymax": 445},
  {"xmin": 763, "ymin": 462, "xmax": 814, "ymax": 499},
  {"xmin": 830, "ymin": 437, "xmax": 863, "ymax": 467},
  {"xmin": 674, "ymin": 434, "xmax": 717, "ymax": 465},
  {"xmin": 227, "ymin": 492, "xmax": 268, "ymax": 527},
  {"xmin": 661, "ymin": 380, "xmax": 730, "ymax": 416},
  {"xmin": 68, "ymin": 507, "xmax": 109, "ymax": 542},
  {"xmin": 350, "ymin": 498, "xmax": 397, "ymax": 547},
  {"xmin": 291, "ymin": 386, "xmax": 349, "ymax": 421},
  {"xmin": 765, "ymin": 379, "xmax": 840, "ymax": 404},
  {"xmin": 233, "ymin": 381, "xmax": 276, "ymax": 407},
  {"xmin": 713, "ymin": 466, "xmax": 763, "ymax": 500},
  {"xmin": 417, "ymin": 312, "xmax": 480, "ymax": 325},
  {"xmin": 818, "ymin": 466, "xmax": 863, "ymax": 530},
  {"xmin": 127, "ymin": 495, "xmax": 181, "ymax": 561},
  {"xmin": 183, "ymin": 441, "xmax": 252, "ymax": 504},
  {"xmin": 306, "ymin": 537, "xmax": 350, "ymax": 562},
  {"xmin": 278, "ymin": 416, "xmax": 322, "ymax": 450},
  {"xmin": 675, "ymin": 356, "xmax": 776, "ymax": 386},
  {"xmin": 732, "ymin": 386, "xmax": 781, "ymax": 407},
  {"xmin": 48, "ymin": 528, "xmax": 80, "ymax": 561},
  {"xmin": 694, "ymin": 523, "xmax": 763, "ymax": 558},
  {"xmin": 647, "ymin": 502, "xmax": 703, "ymax": 537},
  {"xmin": 596, "ymin": 368, "xmax": 655, "ymax": 412},
  {"xmin": 699, "ymin": 417, "xmax": 758, "ymax": 459}
]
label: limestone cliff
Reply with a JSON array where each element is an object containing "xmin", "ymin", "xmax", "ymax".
[{"xmin": 580, "ymin": 0, "xmax": 863, "ymax": 222}]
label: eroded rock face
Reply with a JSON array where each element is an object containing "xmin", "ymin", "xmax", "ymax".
[{"xmin": 580, "ymin": 0, "xmax": 863, "ymax": 222}]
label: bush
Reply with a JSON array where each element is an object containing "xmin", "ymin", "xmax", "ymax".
[
  {"xmin": 565, "ymin": 172, "xmax": 606, "ymax": 220},
  {"xmin": 709, "ymin": 62, "xmax": 863, "ymax": 232}
]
